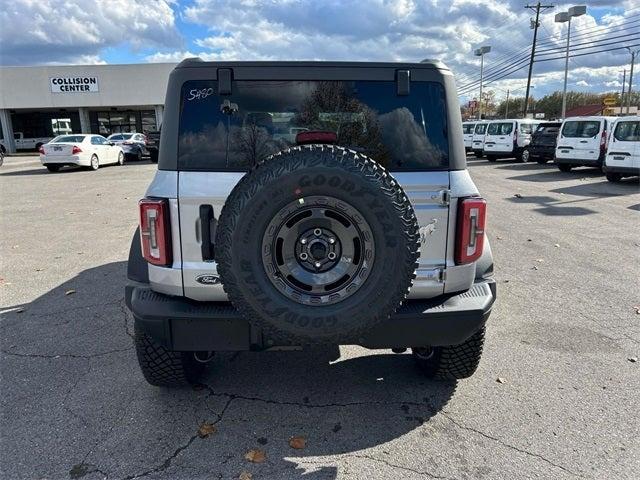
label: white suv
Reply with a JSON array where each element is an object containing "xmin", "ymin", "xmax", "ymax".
[{"xmin": 125, "ymin": 59, "xmax": 496, "ymax": 387}]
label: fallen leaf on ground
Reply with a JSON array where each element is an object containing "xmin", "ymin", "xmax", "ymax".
[
  {"xmin": 633, "ymin": 306, "xmax": 640, "ymax": 315},
  {"xmin": 496, "ymin": 377, "xmax": 506, "ymax": 384},
  {"xmin": 535, "ymin": 258, "xmax": 544, "ymax": 263},
  {"xmin": 238, "ymin": 472, "xmax": 253, "ymax": 480},
  {"xmin": 289, "ymin": 436, "xmax": 307, "ymax": 449},
  {"xmin": 527, "ymin": 238, "xmax": 532, "ymax": 242},
  {"xmin": 496, "ymin": 236, "xmax": 503, "ymax": 240},
  {"xmin": 531, "ymin": 265, "xmax": 539, "ymax": 270},
  {"xmin": 628, "ymin": 357, "xmax": 638, "ymax": 363},
  {"xmin": 554, "ymin": 243, "xmax": 560, "ymax": 248},
  {"xmin": 244, "ymin": 449, "xmax": 266, "ymax": 463},
  {"xmin": 197, "ymin": 422, "xmax": 216, "ymax": 438},
  {"xmin": 514, "ymin": 193, "xmax": 523, "ymax": 198},
  {"xmin": 16, "ymin": 308, "xmax": 25, "ymax": 313},
  {"xmin": 65, "ymin": 289, "xmax": 76, "ymax": 296}
]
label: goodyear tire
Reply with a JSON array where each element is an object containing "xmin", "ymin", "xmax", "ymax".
[
  {"xmin": 412, "ymin": 327, "xmax": 485, "ymax": 380},
  {"xmin": 134, "ymin": 323, "xmax": 205, "ymax": 386},
  {"xmin": 215, "ymin": 145, "xmax": 419, "ymax": 343}
]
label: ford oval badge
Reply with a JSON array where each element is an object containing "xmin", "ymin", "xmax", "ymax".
[{"xmin": 195, "ymin": 274, "xmax": 220, "ymax": 285}]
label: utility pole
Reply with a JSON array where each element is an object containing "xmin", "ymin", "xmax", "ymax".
[
  {"xmin": 524, "ymin": 2, "xmax": 554, "ymax": 118},
  {"xmin": 621, "ymin": 69, "xmax": 626, "ymax": 115},
  {"xmin": 505, "ymin": 89, "xmax": 510, "ymax": 119},
  {"xmin": 626, "ymin": 48, "xmax": 638, "ymax": 115}
]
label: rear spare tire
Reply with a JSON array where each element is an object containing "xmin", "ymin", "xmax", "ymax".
[{"xmin": 215, "ymin": 145, "xmax": 419, "ymax": 343}]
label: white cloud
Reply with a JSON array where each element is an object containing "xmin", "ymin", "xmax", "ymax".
[
  {"xmin": 0, "ymin": 0, "xmax": 182, "ymax": 65},
  {"xmin": 576, "ymin": 80, "xmax": 590, "ymax": 87}
]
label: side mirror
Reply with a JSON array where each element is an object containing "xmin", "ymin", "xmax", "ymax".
[{"xmin": 108, "ymin": 141, "xmax": 115, "ymax": 146}]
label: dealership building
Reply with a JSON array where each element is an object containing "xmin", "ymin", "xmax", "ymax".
[{"xmin": 0, "ymin": 63, "xmax": 176, "ymax": 152}]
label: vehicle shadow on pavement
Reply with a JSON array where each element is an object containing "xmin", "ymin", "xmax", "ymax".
[
  {"xmin": 550, "ymin": 180, "xmax": 640, "ymax": 198},
  {"xmin": 506, "ymin": 167, "xmax": 603, "ymax": 183},
  {"xmin": 1, "ymin": 261, "xmax": 456, "ymax": 480},
  {"xmin": 0, "ymin": 167, "xmax": 51, "ymax": 176},
  {"xmin": 507, "ymin": 195, "xmax": 597, "ymax": 216}
]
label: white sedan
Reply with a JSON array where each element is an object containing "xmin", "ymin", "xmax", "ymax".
[{"xmin": 39, "ymin": 134, "xmax": 125, "ymax": 172}]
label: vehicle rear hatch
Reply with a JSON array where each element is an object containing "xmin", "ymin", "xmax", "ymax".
[
  {"xmin": 532, "ymin": 124, "xmax": 560, "ymax": 147},
  {"xmin": 557, "ymin": 119, "xmax": 602, "ymax": 160},
  {"xmin": 174, "ymin": 66, "xmax": 452, "ymax": 302},
  {"xmin": 484, "ymin": 122, "xmax": 514, "ymax": 153}
]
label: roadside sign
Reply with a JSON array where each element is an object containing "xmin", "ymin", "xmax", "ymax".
[{"xmin": 603, "ymin": 96, "xmax": 617, "ymax": 106}]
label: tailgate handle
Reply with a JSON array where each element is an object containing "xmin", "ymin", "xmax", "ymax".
[{"xmin": 199, "ymin": 205, "xmax": 216, "ymax": 261}]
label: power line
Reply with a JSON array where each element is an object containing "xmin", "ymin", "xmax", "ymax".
[
  {"xmin": 534, "ymin": 43, "xmax": 640, "ymax": 62},
  {"xmin": 535, "ymin": 31, "xmax": 640, "ymax": 55}
]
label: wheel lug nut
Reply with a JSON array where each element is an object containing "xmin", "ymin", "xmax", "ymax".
[
  {"xmin": 328, "ymin": 238, "xmax": 335, "ymax": 244},
  {"xmin": 315, "ymin": 261, "xmax": 322, "ymax": 268},
  {"xmin": 313, "ymin": 228, "xmax": 322, "ymax": 236},
  {"xmin": 299, "ymin": 253, "xmax": 308, "ymax": 260},
  {"xmin": 301, "ymin": 238, "xmax": 307, "ymax": 244}
]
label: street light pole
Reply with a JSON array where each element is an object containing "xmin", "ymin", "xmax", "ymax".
[
  {"xmin": 555, "ymin": 6, "xmax": 586, "ymax": 119},
  {"xmin": 474, "ymin": 46, "xmax": 491, "ymax": 119}
]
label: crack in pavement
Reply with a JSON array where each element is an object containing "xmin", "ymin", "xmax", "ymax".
[
  {"xmin": 0, "ymin": 346, "xmax": 133, "ymax": 360},
  {"xmin": 115, "ymin": 395, "xmax": 236, "ymax": 480},
  {"xmin": 440, "ymin": 412, "xmax": 583, "ymax": 478},
  {"xmin": 339, "ymin": 453, "xmax": 453, "ymax": 479}
]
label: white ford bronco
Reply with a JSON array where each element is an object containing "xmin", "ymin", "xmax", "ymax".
[{"xmin": 125, "ymin": 59, "xmax": 496, "ymax": 386}]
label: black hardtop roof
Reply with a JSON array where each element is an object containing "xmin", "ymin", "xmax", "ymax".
[{"xmin": 175, "ymin": 57, "xmax": 450, "ymax": 71}]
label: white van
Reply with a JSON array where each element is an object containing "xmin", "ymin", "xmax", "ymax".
[
  {"xmin": 462, "ymin": 122, "xmax": 476, "ymax": 152},
  {"xmin": 554, "ymin": 116, "xmax": 616, "ymax": 172},
  {"xmin": 604, "ymin": 116, "xmax": 640, "ymax": 182},
  {"xmin": 471, "ymin": 121, "xmax": 488, "ymax": 157},
  {"xmin": 482, "ymin": 119, "xmax": 539, "ymax": 162}
]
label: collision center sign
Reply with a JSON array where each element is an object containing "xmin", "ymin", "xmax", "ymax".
[{"xmin": 50, "ymin": 76, "xmax": 99, "ymax": 93}]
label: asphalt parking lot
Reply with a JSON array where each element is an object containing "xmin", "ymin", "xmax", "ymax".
[{"xmin": 1, "ymin": 155, "xmax": 639, "ymax": 480}]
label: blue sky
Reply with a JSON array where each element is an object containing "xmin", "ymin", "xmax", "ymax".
[{"xmin": 0, "ymin": 0, "xmax": 638, "ymax": 101}]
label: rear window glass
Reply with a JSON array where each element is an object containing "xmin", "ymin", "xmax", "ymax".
[
  {"xmin": 52, "ymin": 135, "xmax": 85, "ymax": 143},
  {"xmin": 613, "ymin": 121, "xmax": 640, "ymax": 141},
  {"xmin": 561, "ymin": 121, "xmax": 601, "ymax": 138},
  {"xmin": 178, "ymin": 80, "xmax": 449, "ymax": 171},
  {"xmin": 462, "ymin": 124, "xmax": 475, "ymax": 134},
  {"xmin": 109, "ymin": 135, "xmax": 124, "ymax": 141},
  {"xmin": 474, "ymin": 123, "xmax": 487, "ymax": 134},
  {"xmin": 519, "ymin": 123, "xmax": 537, "ymax": 134},
  {"xmin": 535, "ymin": 124, "xmax": 560, "ymax": 134},
  {"xmin": 487, "ymin": 122, "xmax": 513, "ymax": 135}
]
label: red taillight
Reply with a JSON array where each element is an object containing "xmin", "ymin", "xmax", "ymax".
[
  {"xmin": 72, "ymin": 145, "xmax": 82, "ymax": 155},
  {"xmin": 139, "ymin": 199, "xmax": 172, "ymax": 266},
  {"xmin": 455, "ymin": 198, "xmax": 487, "ymax": 265},
  {"xmin": 38, "ymin": 146, "xmax": 45, "ymax": 154}
]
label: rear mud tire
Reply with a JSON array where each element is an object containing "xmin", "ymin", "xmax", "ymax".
[
  {"xmin": 487, "ymin": 155, "xmax": 497, "ymax": 162},
  {"xmin": 557, "ymin": 164, "xmax": 572, "ymax": 173},
  {"xmin": 46, "ymin": 165, "xmax": 61, "ymax": 173},
  {"xmin": 412, "ymin": 327, "xmax": 485, "ymax": 380},
  {"xmin": 134, "ymin": 323, "xmax": 205, "ymax": 387},
  {"xmin": 215, "ymin": 145, "xmax": 420, "ymax": 344},
  {"xmin": 605, "ymin": 173, "xmax": 622, "ymax": 183}
]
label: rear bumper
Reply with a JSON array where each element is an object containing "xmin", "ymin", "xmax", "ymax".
[
  {"xmin": 529, "ymin": 146, "xmax": 555, "ymax": 158},
  {"xmin": 555, "ymin": 155, "xmax": 601, "ymax": 166},
  {"xmin": 125, "ymin": 279, "xmax": 496, "ymax": 351},
  {"xmin": 40, "ymin": 154, "xmax": 84, "ymax": 165},
  {"xmin": 604, "ymin": 165, "xmax": 640, "ymax": 176}
]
